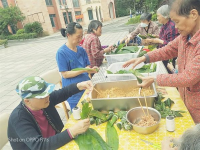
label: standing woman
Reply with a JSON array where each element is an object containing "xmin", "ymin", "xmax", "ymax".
[
  {"xmin": 123, "ymin": 0, "xmax": 200, "ymax": 123},
  {"xmin": 82, "ymin": 20, "xmax": 114, "ymax": 68},
  {"xmin": 56, "ymin": 22, "xmax": 96, "ymax": 110},
  {"xmin": 145, "ymin": 5, "xmax": 179, "ymax": 73}
]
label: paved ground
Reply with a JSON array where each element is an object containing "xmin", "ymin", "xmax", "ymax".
[{"xmin": 0, "ymin": 16, "xmax": 135, "ymax": 140}]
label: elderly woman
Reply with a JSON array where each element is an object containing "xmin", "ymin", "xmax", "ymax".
[
  {"xmin": 8, "ymin": 76, "xmax": 92, "ymax": 150},
  {"xmin": 123, "ymin": 0, "xmax": 200, "ymax": 123},
  {"xmin": 145, "ymin": 5, "xmax": 179, "ymax": 74},
  {"xmin": 120, "ymin": 13, "xmax": 159, "ymax": 46},
  {"xmin": 82, "ymin": 20, "xmax": 114, "ymax": 68},
  {"xmin": 56, "ymin": 22, "xmax": 96, "ymax": 109},
  {"xmin": 162, "ymin": 124, "xmax": 200, "ymax": 150}
]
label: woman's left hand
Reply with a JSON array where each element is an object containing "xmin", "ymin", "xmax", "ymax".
[
  {"xmin": 137, "ymin": 76, "xmax": 155, "ymax": 88},
  {"xmin": 162, "ymin": 137, "xmax": 178, "ymax": 150},
  {"xmin": 77, "ymin": 80, "xmax": 93, "ymax": 93}
]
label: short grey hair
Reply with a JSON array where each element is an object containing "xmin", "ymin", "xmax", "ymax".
[
  {"xmin": 177, "ymin": 124, "xmax": 200, "ymax": 150},
  {"xmin": 157, "ymin": 5, "xmax": 170, "ymax": 19}
]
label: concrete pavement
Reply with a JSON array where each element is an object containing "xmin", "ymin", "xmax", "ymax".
[{"xmin": 0, "ymin": 16, "xmax": 130, "ymax": 136}]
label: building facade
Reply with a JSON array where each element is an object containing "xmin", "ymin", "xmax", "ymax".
[{"xmin": 0, "ymin": 0, "xmax": 116, "ymax": 34}]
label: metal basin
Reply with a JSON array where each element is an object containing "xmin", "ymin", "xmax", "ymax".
[
  {"xmin": 91, "ymin": 80, "xmax": 157, "ymax": 111},
  {"xmin": 126, "ymin": 107, "xmax": 161, "ymax": 134}
]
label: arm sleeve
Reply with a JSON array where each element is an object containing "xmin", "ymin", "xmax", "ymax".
[
  {"xmin": 13, "ymin": 114, "xmax": 72, "ymax": 150},
  {"xmin": 90, "ymin": 38, "xmax": 104, "ymax": 59},
  {"xmin": 147, "ymin": 35, "xmax": 180, "ymax": 63},
  {"xmin": 56, "ymin": 51, "xmax": 70, "ymax": 72},
  {"xmin": 157, "ymin": 54, "xmax": 200, "ymax": 87},
  {"xmin": 130, "ymin": 25, "xmax": 140, "ymax": 39},
  {"xmin": 50, "ymin": 83, "xmax": 81, "ymax": 106}
]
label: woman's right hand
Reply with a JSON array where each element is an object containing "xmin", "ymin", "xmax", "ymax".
[
  {"xmin": 104, "ymin": 46, "xmax": 113, "ymax": 53},
  {"xmin": 68, "ymin": 118, "xmax": 90, "ymax": 137},
  {"xmin": 123, "ymin": 56, "xmax": 146, "ymax": 69}
]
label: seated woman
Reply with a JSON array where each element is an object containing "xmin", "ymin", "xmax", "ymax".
[
  {"xmin": 120, "ymin": 13, "xmax": 160, "ymax": 46},
  {"xmin": 8, "ymin": 76, "xmax": 92, "ymax": 150},
  {"xmin": 56, "ymin": 22, "xmax": 96, "ymax": 110},
  {"xmin": 145, "ymin": 5, "xmax": 179, "ymax": 74},
  {"xmin": 82, "ymin": 20, "xmax": 114, "ymax": 68}
]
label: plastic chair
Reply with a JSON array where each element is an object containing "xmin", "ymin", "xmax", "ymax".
[
  {"xmin": 40, "ymin": 69, "xmax": 70, "ymax": 120},
  {"xmin": 0, "ymin": 112, "xmax": 10, "ymax": 150}
]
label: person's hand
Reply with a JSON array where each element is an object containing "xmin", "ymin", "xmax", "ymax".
[
  {"xmin": 104, "ymin": 46, "xmax": 112, "ymax": 53},
  {"xmin": 92, "ymin": 66, "xmax": 99, "ymax": 72},
  {"xmin": 137, "ymin": 76, "xmax": 155, "ymax": 88},
  {"xmin": 68, "ymin": 119, "xmax": 90, "ymax": 137},
  {"xmin": 143, "ymin": 38, "xmax": 153, "ymax": 44},
  {"xmin": 162, "ymin": 137, "xmax": 178, "ymax": 150},
  {"xmin": 167, "ymin": 62, "xmax": 174, "ymax": 72},
  {"xmin": 125, "ymin": 36, "xmax": 131, "ymax": 45},
  {"xmin": 123, "ymin": 56, "xmax": 146, "ymax": 69},
  {"xmin": 77, "ymin": 80, "xmax": 93, "ymax": 93}
]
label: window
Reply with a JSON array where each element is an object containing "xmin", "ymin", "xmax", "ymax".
[
  {"xmin": 62, "ymin": 0, "xmax": 66, "ymax": 5},
  {"xmin": 63, "ymin": 12, "xmax": 68, "ymax": 24},
  {"xmin": 49, "ymin": 14, "xmax": 56, "ymax": 27},
  {"xmin": 88, "ymin": 10, "xmax": 93, "ymax": 20},
  {"xmin": 1, "ymin": 0, "xmax": 8, "ymax": 8},
  {"xmin": 45, "ymin": 0, "xmax": 53, "ymax": 6},
  {"xmin": 75, "ymin": 11, "xmax": 82, "ymax": 22},
  {"xmin": 86, "ymin": 0, "xmax": 91, "ymax": 4},
  {"xmin": 72, "ymin": 0, "xmax": 79, "ymax": 8},
  {"xmin": 68, "ymin": 12, "xmax": 73, "ymax": 23},
  {"xmin": 58, "ymin": 0, "xmax": 61, "ymax": 5}
]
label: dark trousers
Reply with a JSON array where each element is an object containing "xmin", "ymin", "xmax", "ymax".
[{"xmin": 162, "ymin": 58, "xmax": 176, "ymax": 74}]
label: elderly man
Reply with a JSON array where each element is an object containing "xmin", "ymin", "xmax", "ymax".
[{"xmin": 8, "ymin": 76, "xmax": 92, "ymax": 150}]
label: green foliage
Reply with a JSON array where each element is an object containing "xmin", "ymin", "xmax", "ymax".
[
  {"xmin": 106, "ymin": 122, "xmax": 119, "ymax": 150},
  {"xmin": 126, "ymin": 15, "xmax": 141, "ymax": 25},
  {"xmin": 155, "ymin": 94, "xmax": 186, "ymax": 118},
  {"xmin": 81, "ymin": 102, "xmax": 92, "ymax": 119},
  {"xmin": 24, "ymin": 21, "xmax": 43, "ymax": 36},
  {"xmin": 5, "ymin": 33, "xmax": 37, "ymax": 40},
  {"xmin": 16, "ymin": 29, "xmax": 25, "ymax": 34},
  {"xmin": 0, "ymin": 6, "xmax": 25, "ymax": 35},
  {"xmin": 115, "ymin": 0, "xmax": 164, "ymax": 19},
  {"xmin": 0, "ymin": 39, "xmax": 8, "ymax": 47},
  {"xmin": 75, "ymin": 128, "xmax": 112, "ymax": 150},
  {"xmin": 152, "ymin": 13, "xmax": 157, "ymax": 21}
]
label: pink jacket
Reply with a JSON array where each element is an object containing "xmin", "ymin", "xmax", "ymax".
[{"xmin": 148, "ymin": 30, "xmax": 200, "ymax": 123}]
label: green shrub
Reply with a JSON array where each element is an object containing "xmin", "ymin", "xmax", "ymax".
[
  {"xmin": 24, "ymin": 21, "xmax": 43, "ymax": 36},
  {"xmin": 6, "ymin": 33, "xmax": 37, "ymax": 40},
  {"xmin": 126, "ymin": 15, "xmax": 141, "ymax": 25},
  {"xmin": 152, "ymin": 13, "xmax": 157, "ymax": 21},
  {"xmin": 0, "ymin": 39, "xmax": 8, "ymax": 47},
  {"xmin": 16, "ymin": 29, "xmax": 25, "ymax": 34}
]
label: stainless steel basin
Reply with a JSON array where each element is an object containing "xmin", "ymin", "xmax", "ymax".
[{"xmin": 91, "ymin": 80, "xmax": 157, "ymax": 111}]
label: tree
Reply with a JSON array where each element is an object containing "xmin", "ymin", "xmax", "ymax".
[
  {"xmin": 115, "ymin": 0, "xmax": 166, "ymax": 17},
  {"xmin": 0, "ymin": 6, "xmax": 25, "ymax": 35}
]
